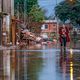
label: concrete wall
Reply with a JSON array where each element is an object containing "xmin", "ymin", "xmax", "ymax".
[
  {"xmin": 0, "ymin": 0, "xmax": 14, "ymax": 15},
  {"xmin": 0, "ymin": 0, "xmax": 15, "ymax": 45},
  {"xmin": 0, "ymin": 0, "xmax": 2, "ymax": 12},
  {"xmin": 3, "ymin": 0, "xmax": 11, "ymax": 13}
]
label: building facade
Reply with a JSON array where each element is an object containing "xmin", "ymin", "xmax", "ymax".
[
  {"xmin": 41, "ymin": 20, "xmax": 57, "ymax": 40},
  {"xmin": 0, "ymin": 0, "xmax": 14, "ymax": 45},
  {"xmin": 41, "ymin": 20, "xmax": 72, "ymax": 40}
]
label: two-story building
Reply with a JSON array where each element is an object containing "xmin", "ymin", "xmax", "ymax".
[
  {"xmin": 41, "ymin": 20, "xmax": 57, "ymax": 41},
  {"xmin": 41, "ymin": 20, "xmax": 72, "ymax": 41}
]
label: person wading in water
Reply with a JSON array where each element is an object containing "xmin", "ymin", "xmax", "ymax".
[{"xmin": 59, "ymin": 24, "xmax": 70, "ymax": 55}]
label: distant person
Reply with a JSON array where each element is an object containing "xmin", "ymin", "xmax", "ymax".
[{"xmin": 59, "ymin": 24, "xmax": 70, "ymax": 52}]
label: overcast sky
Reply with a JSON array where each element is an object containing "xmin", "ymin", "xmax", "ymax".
[{"xmin": 38, "ymin": 0, "xmax": 63, "ymax": 17}]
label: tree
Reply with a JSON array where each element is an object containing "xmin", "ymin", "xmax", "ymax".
[
  {"xmin": 14, "ymin": 0, "xmax": 38, "ymax": 19},
  {"xmin": 55, "ymin": 0, "xmax": 80, "ymax": 26},
  {"xmin": 28, "ymin": 5, "xmax": 45, "ymax": 33},
  {"xmin": 14, "ymin": 0, "xmax": 45, "ymax": 33},
  {"xmin": 14, "ymin": 0, "xmax": 24, "ymax": 19},
  {"xmin": 26, "ymin": 0, "xmax": 38, "ymax": 13},
  {"xmin": 29, "ymin": 5, "xmax": 45, "ymax": 22}
]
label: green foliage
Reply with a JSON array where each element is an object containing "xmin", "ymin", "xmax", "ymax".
[
  {"xmin": 14, "ymin": 0, "xmax": 24, "ymax": 19},
  {"xmin": 14, "ymin": 0, "xmax": 45, "ymax": 33},
  {"xmin": 29, "ymin": 5, "xmax": 45, "ymax": 22},
  {"xmin": 27, "ymin": 0, "xmax": 38, "ymax": 13},
  {"xmin": 14, "ymin": 0, "xmax": 44, "ymax": 21},
  {"xmin": 55, "ymin": 0, "xmax": 80, "ymax": 26},
  {"xmin": 14, "ymin": 0, "xmax": 37, "ymax": 15},
  {"xmin": 28, "ymin": 5, "xmax": 45, "ymax": 33}
]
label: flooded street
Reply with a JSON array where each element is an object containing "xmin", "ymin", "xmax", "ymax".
[
  {"xmin": 0, "ymin": 45, "xmax": 80, "ymax": 80},
  {"xmin": 1, "ymin": 0, "xmax": 80, "ymax": 80}
]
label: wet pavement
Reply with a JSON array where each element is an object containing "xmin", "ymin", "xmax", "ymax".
[{"xmin": 0, "ymin": 44, "xmax": 80, "ymax": 80}]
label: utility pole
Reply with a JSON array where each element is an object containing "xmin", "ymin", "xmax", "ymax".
[
  {"xmin": 1, "ymin": 0, "xmax": 3, "ymax": 11},
  {"xmin": 11, "ymin": 0, "xmax": 14, "ymax": 16},
  {"xmin": 55, "ymin": 0, "xmax": 59, "ymax": 48},
  {"xmin": 24, "ymin": 0, "xmax": 26, "ymax": 24},
  {"xmin": 0, "ymin": 0, "xmax": 3, "ymax": 46},
  {"xmin": 17, "ymin": 2, "xmax": 19, "ymax": 20}
]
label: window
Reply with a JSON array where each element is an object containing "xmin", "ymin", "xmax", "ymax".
[
  {"xmin": 45, "ymin": 24, "xmax": 48, "ymax": 29},
  {"xmin": 53, "ymin": 24, "xmax": 55, "ymax": 26}
]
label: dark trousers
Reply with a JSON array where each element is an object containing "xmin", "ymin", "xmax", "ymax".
[{"xmin": 61, "ymin": 36, "xmax": 67, "ymax": 47}]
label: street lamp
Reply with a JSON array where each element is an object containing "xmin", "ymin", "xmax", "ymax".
[
  {"xmin": 24, "ymin": 0, "xmax": 27, "ymax": 24},
  {"xmin": 67, "ymin": 0, "xmax": 76, "ymax": 4},
  {"xmin": 67, "ymin": 0, "xmax": 73, "ymax": 2},
  {"xmin": 70, "ymin": 0, "xmax": 73, "ymax": 1}
]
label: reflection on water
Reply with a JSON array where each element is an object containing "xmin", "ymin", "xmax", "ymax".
[
  {"xmin": 0, "ymin": 48, "xmax": 80, "ymax": 80},
  {"xmin": 27, "ymin": 52, "xmax": 43, "ymax": 80},
  {"xmin": 0, "ymin": 50, "xmax": 4, "ymax": 80},
  {"xmin": 70, "ymin": 49, "xmax": 73, "ymax": 80},
  {"xmin": 3, "ymin": 50, "xmax": 10, "ymax": 80},
  {"xmin": 59, "ymin": 48, "xmax": 80, "ymax": 80}
]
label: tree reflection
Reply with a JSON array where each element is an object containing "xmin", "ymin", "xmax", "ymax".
[
  {"xmin": 59, "ymin": 49, "xmax": 67, "ymax": 80},
  {"xmin": 27, "ymin": 51, "xmax": 43, "ymax": 80},
  {"xmin": 0, "ymin": 50, "xmax": 4, "ymax": 80}
]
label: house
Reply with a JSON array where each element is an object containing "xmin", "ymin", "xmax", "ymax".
[
  {"xmin": 41, "ymin": 20, "xmax": 57, "ymax": 40},
  {"xmin": 41, "ymin": 20, "xmax": 72, "ymax": 41}
]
